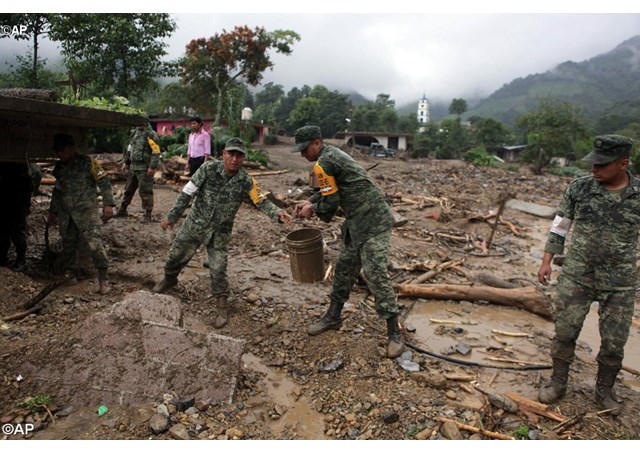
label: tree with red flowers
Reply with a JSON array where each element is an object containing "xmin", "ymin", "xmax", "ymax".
[{"xmin": 180, "ymin": 26, "xmax": 300, "ymax": 125}]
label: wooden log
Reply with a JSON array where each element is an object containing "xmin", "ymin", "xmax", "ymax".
[
  {"xmin": 3, "ymin": 305, "xmax": 44, "ymax": 322},
  {"xmin": 247, "ymin": 170, "xmax": 289, "ymax": 176},
  {"xmin": 23, "ymin": 278, "xmax": 69, "ymax": 310},
  {"xmin": 503, "ymin": 391, "xmax": 566, "ymax": 422},
  {"xmin": 397, "ymin": 283, "xmax": 553, "ymax": 320},
  {"xmin": 434, "ymin": 417, "xmax": 514, "ymax": 440}
]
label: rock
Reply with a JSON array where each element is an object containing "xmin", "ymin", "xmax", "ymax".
[
  {"xmin": 169, "ymin": 423, "xmax": 190, "ymax": 440},
  {"xmin": 156, "ymin": 404, "xmax": 170, "ymax": 417},
  {"xmin": 176, "ymin": 397, "xmax": 195, "ymax": 412},
  {"xmin": 411, "ymin": 372, "xmax": 448, "ymax": 389},
  {"xmin": 184, "ymin": 406, "xmax": 198, "ymax": 416},
  {"xmin": 318, "ymin": 359, "xmax": 344, "ymax": 372},
  {"xmin": 195, "ymin": 399, "xmax": 211, "ymax": 412},
  {"xmin": 446, "ymin": 390, "xmax": 457, "ymax": 400},
  {"xmin": 487, "ymin": 393, "xmax": 518, "ymax": 413},
  {"xmin": 134, "ymin": 407, "xmax": 154, "ymax": 425},
  {"xmin": 397, "ymin": 359, "xmax": 421, "ymax": 372},
  {"xmin": 382, "ymin": 412, "xmax": 399, "ymax": 424},
  {"xmin": 441, "ymin": 421, "xmax": 463, "ymax": 440},
  {"xmin": 455, "ymin": 342, "xmax": 471, "ymax": 355},
  {"xmin": 415, "ymin": 427, "xmax": 432, "ymax": 440},
  {"xmin": 148, "ymin": 414, "xmax": 170, "ymax": 434},
  {"xmin": 225, "ymin": 427, "xmax": 244, "ymax": 439},
  {"xmin": 245, "ymin": 294, "xmax": 260, "ymax": 303}
]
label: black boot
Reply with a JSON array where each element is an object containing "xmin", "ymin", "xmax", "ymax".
[
  {"xmin": 12, "ymin": 248, "xmax": 26, "ymax": 272},
  {"xmin": 143, "ymin": 210, "xmax": 153, "ymax": 223},
  {"xmin": 308, "ymin": 299, "xmax": 344, "ymax": 335},
  {"xmin": 538, "ymin": 359, "xmax": 570, "ymax": 404},
  {"xmin": 114, "ymin": 205, "xmax": 129, "ymax": 217},
  {"xmin": 595, "ymin": 365, "xmax": 621, "ymax": 415},
  {"xmin": 152, "ymin": 274, "xmax": 178, "ymax": 293},
  {"xmin": 386, "ymin": 315, "xmax": 405, "ymax": 358}
]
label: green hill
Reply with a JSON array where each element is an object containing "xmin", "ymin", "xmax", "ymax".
[{"xmin": 467, "ymin": 35, "xmax": 640, "ymax": 126}]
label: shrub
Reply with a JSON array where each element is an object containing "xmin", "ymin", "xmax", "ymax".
[
  {"xmin": 463, "ymin": 146, "xmax": 496, "ymax": 167},
  {"xmin": 264, "ymin": 134, "xmax": 279, "ymax": 145}
]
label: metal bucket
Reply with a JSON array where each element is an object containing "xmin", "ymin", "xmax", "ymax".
[{"xmin": 286, "ymin": 228, "xmax": 324, "ymax": 283}]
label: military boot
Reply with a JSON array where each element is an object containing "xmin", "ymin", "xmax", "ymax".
[
  {"xmin": 143, "ymin": 210, "xmax": 153, "ymax": 223},
  {"xmin": 114, "ymin": 205, "xmax": 129, "ymax": 217},
  {"xmin": 213, "ymin": 295, "xmax": 231, "ymax": 329},
  {"xmin": 152, "ymin": 274, "xmax": 178, "ymax": 293},
  {"xmin": 386, "ymin": 315, "xmax": 405, "ymax": 358},
  {"xmin": 538, "ymin": 359, "xmax": 570, "ymax": 404},
  {"xmin": 12, "ymin": 248, "xmax": 26, "ymax": 272},
  {"xmin": 97, "ymin": 268, "xmax": 111, "ymax": 295},
  {"xmin": 595, "ymin": 365, "xmax": 621, "ymax": 415},
  {"xmin": 308, "ymin": 299, "xmax": 344, "ymax": 335}
]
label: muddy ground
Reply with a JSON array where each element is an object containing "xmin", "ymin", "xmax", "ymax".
[{"xmin": 1, "ymin": 138, "xmax": 640, "ymax": 441}]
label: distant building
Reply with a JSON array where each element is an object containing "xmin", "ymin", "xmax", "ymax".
[{"xmin": 417, "ymin": 94, "xmax": 430, "ymax": 131}]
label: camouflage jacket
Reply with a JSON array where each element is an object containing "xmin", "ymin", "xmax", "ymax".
[
  {"xmin": 544, "ymin": 172, "xmax": 640, "ymax": 290},
  {"xmin": 166, "ymin": 160, "xmax": 281, "ymax": 242},
  {"xmin": 309, "ymin": 144, "xmax": 394, "ymax": 245},
  {"xmin": 50, "ymin": 154, "xmax": 115, "ymax": 219},
  {"xmin": 125, "ymin": 128, "xmax": 161, "ymax": 171}
]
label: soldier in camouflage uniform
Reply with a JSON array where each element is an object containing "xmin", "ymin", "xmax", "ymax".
[
  {"xmin": 153, "ymin": 138, "xmax": 292, "ymax": 328},
  {"xmin": 49, "ymin": 134, "xmax": 116, "ymax": 295},
  {"xmin": 292, "ymin": 125, "xmax": 405, "ymax": 358},
  {"xmin": 537, "ymin": 134, "xmax": 638, "ymax": 415},
  {"xmin": 115, "ymin": 124, "xmax": 161, "ymax": 222}
]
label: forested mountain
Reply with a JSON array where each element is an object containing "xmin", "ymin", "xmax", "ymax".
[{"xmin": 466, "ymin": 35, "xmax": 640, "ymax": 126}]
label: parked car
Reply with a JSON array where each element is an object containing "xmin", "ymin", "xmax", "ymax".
[{"xmin": 369, "ymin": 143, "xmax": 396, "ymax": 158}]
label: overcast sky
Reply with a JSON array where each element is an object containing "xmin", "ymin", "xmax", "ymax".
[{"xmin": 4, "ymin": 3, "xmax": 640, "ymax": 106}]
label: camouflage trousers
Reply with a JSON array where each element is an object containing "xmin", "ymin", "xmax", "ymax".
[
  {"xmin": 550, "ymin": 275, "xmax": 634, "ymax": 369},
  {"xmin": 331, "ymin": 228, "xmax": 399, "ymax": 319},
  {"xmin": 164, "ymin": 228, "xmax": 232, "ymax": 296},
  {"xmin": 59, "ymin": 213, "xmax": 109, "ymax": 273},
  {"xmin": 121, "ymin": 169, "xmax": 154, "ymax": 211}
]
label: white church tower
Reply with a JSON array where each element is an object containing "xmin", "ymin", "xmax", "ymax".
[{"xmin": 417, "ymin": 94, "xmax": 430, "ymax": 130}]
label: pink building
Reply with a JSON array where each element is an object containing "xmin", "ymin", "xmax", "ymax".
[
  {"xmin": 151, "ymin": 117, "xmax": 214, "ymax": 136},
  {"xmin": 150, "ymin": 116, "xmax": 280, "ymax": 145}
]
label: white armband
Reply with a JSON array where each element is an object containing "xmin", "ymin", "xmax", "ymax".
[
  {"xmin": 182, "ymin": 181, "xmax": 198, "ymax": 196},
  {"xmin": 549, "ymin": 215, "xmax": 572, "ymax": 237}
]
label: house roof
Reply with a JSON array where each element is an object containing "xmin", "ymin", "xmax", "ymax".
[{"xmin": 0, "ymin": 94, "xmax": 148, "ymax": 128}]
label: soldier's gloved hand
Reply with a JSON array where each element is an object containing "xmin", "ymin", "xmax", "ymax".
[
  {"xmin": 102, "ymin": 205, "xmax": 113, "ymax": 223},
  {"xmin": 147, "ymin": 168, "xmax": 155, "ymax": 177},
  {"xmin": 160, "ymin": 219, "xmax": 174, "ymax": 230}
]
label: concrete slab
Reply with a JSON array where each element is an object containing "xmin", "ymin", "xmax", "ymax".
[
  {"xmin": 22, "ymin": 291, "xmax": 246, "ymax": 406},
  {"xmin": 505, "ymin": 199, "xmax": 556, "ymax": 219}
]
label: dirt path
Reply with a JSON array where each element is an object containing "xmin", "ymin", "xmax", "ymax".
[{"xmin": 1, "ymin": 139, "xmax": 639, "ymax": 440}]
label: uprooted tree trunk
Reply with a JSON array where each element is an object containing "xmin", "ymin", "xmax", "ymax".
[{"xmin": 396, "ymin": 283, "xmax": 553, "ymax": 320}]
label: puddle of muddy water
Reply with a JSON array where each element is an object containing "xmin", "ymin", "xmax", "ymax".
[
  {"xmin": 406, "ymin": 299, "xmax": 640, "ymax": 395},
  {"xmin": 242, "ymin": 353, "xmax": 327, "ymax": 439}
]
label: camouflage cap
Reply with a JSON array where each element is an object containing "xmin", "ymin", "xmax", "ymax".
[
  {"xmin": 225, "ymin": 137, "xmax": 246, "ymax": 155},
  {"xmin": 583, "ymin": 134, "xmax": 633, "ymax": 165},
  {"xmin": 292, "ymin": 125, "xmax": 322, "ymax": 153}
]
